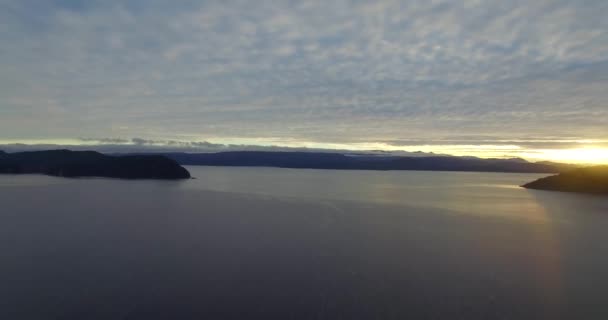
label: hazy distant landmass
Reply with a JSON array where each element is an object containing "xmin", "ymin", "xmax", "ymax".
[
  {"xmin": 146, "ymin": 151, "xmax": 568, "ymax": 173},
  {"xmin": 0, "ymin": 150, "xmax": 190, "ymax": 180},
  {"xmin": 522, "ymin": 166, "xmax": 608, "ymax": 195}
]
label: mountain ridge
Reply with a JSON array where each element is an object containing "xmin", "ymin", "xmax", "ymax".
[{"xmin": 127, "ymin": 151, "xmax": 570, "ymax": 174}]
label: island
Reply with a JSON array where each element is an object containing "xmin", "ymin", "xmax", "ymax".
[
  {"xmin": 522, "ymin": 166, "xmax": 608, "ymax": 195},
  {"xmin": 0, "ymin": 150, "xmax": 191, "ymax": 180}
]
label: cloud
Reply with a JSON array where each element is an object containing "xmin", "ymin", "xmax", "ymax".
[
  {"xmin": 80, "ymin": 137, "xmax": 130, "ymax": 144},
  {"xmin": 0, "ymin": 0, "xmax": 606, "ymax": 153},
  {"xmin": 0, "ymin": 137, "xmax": 438, "ymax": 156}
]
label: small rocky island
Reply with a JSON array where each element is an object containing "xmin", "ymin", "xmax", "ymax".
[
  {"xmin": 0, "ymin": 150, "xmax": 191, "ymax": 180},
  {"xmin": 522, "ymin": 166, "xmax": 608, "ymax": 195}
]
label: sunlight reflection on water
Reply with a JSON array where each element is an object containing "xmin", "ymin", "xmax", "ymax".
[{"xmin": 182, "ymin": 167, "xmax": 578, "ymax": 222}]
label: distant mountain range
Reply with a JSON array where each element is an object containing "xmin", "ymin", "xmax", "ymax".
[
  {"xmin": 0, "ymin": 149, "xmax": 581, "ymax": 179},
  {"xmin": 135, "ymin": 151, "xmax": 576, "ymax": 174},
  {"xmin": 0, "ymin": 150, "xmax": 191, "ymax": 180}
]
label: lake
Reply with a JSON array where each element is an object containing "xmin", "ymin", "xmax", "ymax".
[{"xmin": 1, "ymin": 166, "xmax": 608, "ymax": 319}]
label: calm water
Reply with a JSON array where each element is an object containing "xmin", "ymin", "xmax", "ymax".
[{"xmin": 1, "ymin": 166, "xmax": 608, "ymax": 319}]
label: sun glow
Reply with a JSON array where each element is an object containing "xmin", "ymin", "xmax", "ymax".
[{"xmin": 521, "ymin": 148, "xmax": 608, "ymax": 165}]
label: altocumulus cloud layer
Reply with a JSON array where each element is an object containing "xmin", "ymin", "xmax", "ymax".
[{"xmin": 1, "ymin": 0, "xmax": 607, "ymax": 160}]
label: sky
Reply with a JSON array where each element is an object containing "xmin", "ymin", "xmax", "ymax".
[{"xmin": 1, "ymin": 0, "xmax": 607, "ymax": 163}]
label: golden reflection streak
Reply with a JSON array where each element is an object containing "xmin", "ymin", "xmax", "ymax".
[{"xmin": 522, "ymin": 191, "xmax": 565, "ymax": 318}]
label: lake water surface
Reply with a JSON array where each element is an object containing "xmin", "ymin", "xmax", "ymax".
[{"xmin": 1, "ymin": 167, "xmax": 608, "ymax": 319}]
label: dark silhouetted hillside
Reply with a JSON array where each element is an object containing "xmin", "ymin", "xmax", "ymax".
[
  {"xmin": 522, "ymin": 166, "xmax": 608, "ymax": 194},
  {"xmin": 0, "ymin": 150, "xmax": 190, "ymax": 180}
]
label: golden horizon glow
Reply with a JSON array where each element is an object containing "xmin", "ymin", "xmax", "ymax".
[
  {"xmin": 519, "ymin": 148, "xmax": 608, "ymax": 165},
  {"xmin": 1, "ymin": 138, "xmax": 606, "ymax": 165}
]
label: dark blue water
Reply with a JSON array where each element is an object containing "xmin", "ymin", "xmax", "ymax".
[{"xmin": 1, "ymin": 167, "xmax": 608, "ymax": 319}]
